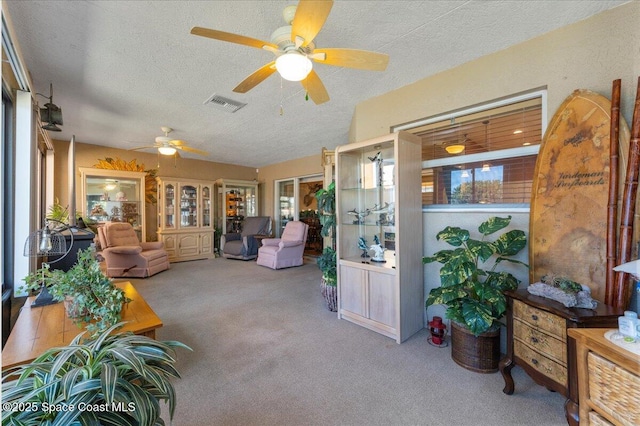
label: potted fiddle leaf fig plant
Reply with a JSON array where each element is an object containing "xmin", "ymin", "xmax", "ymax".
[
  {"xmin": 315, "ymin": 181, "xmax": 337, "ymax": 311},
  {"xmin": 423, "ymin": 215, "xmax": 528, "ymax": 372},
  {"xmin": 1, "ymin": 322, "xmax": 191, "ymax": 425},
  {"xmin": 22, "ymin": 246, "xmax": 130, "ymax": 336}
]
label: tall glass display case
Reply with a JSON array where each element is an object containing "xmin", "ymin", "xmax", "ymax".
[
  {"xmin": 214, "ymin": 179, "xmax": 259, "ymax": 234},
  {"xmin": 157, "ymin": 177, "xmax": 214, "ymax": 262},
  {"xmin": 335, "ymin": 131, "xmax": 423, "ymax": 343},
  {"xmin": 79, "ymin": 167, "xmax": 146, "ymax": 241}
]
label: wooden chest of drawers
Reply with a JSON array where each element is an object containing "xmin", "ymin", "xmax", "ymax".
[{"xmin": 499, "ymin": 289, "xmax": 623, "ymax": 426}]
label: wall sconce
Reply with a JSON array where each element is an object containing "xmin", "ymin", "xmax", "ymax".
[{"xmin": 38, "ymin": 83, "xmax": 64, "ymax": 132}]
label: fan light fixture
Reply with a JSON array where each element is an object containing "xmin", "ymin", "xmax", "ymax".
[
  {"xmin": 158, "ymin": 146, "xmax": 177, "ymax": 156},
  {"xmin": 275, "ymin": 51, "xmax": 313, "ymax": 81}
]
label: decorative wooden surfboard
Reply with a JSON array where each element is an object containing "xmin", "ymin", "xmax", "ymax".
[{"xmin": 530, "ymin": 89, "xmax": 630, "ymax": 303}]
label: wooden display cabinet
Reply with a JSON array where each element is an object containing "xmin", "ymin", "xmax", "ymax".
[
  {"xmin": 214, "ymin": 179, "xmax": 259, "ymax": 235},
  {"xmin": 79, "ymin": 167, "xmax": 146, "ymax": 241},
  {"xmin": 335, "ymin": 131, "xmax": 423, "ymax": 343},
  {"xmin": 157, "ymin": 177, "xmax": 214, "ymax": 262}
]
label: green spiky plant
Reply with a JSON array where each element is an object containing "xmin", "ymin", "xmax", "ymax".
[
  {"xmin": 423, "ymin": 216, "xmax": 528, "ymax": 336},
  {"xmin": 1, "ymin": 322, "xmax": 191, "ymax": 426}
]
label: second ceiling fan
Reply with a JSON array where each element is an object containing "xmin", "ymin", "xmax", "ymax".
[{"xmin": 190, "ymin": 0, "xmax": 389, "ymax": 105}]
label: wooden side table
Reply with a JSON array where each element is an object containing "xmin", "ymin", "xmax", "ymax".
[
  {"xmin": 499, "ymin": 289, "xmax": 623, "ymax": 426},
  {"xmin": 568, "ymin": 328, "xmax": 640, "ymax": 425}
]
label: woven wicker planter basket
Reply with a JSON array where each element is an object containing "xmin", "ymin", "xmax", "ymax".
[
  {"xmin": 321, "ymin": 277, "xmax": 337, "ymax": 312},
  {"xmin": 450, "ymin": 321, "xmax": 501, "ymax": 373}
]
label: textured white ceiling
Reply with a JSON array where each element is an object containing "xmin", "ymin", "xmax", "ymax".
[{"xmin": 5, "ymin": 1, "xmax": 629, "ymax": 167}]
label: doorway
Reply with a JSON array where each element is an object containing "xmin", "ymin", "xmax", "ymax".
[{"xmin": 274, "ymin": 174, "xmax": 324, "ymax": 256}]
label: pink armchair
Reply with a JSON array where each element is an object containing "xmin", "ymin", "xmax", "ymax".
[
  {"xmin": 98, "ymin": 222, "xmax": 170, "ymax": 278},
  {"xmin": 256, "ymin": 221, "xmax": 308, "ymax": 269}
]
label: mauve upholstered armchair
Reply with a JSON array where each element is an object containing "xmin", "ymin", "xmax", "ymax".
[
  {"xmin": 256, "ymin": 220, "xmax": 308, "ymax": 269},
  {"xmin": 220, "ymin": 216, "xmax": 272, "ymax": 260},
  {"xmin": 98, "ymin": 222, "xmax": 170, "ymax": 278}
]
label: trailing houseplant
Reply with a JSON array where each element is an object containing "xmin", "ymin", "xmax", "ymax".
[
  {"xmin": 423, "ymin": 215, "xmax": 528, "ymax": 336},
  {"xmin": 315, "ymin": 181, "xmax": 337, "ymax": 311},
  {"xmin": 1, "ymin": 322, "xmax": 191, "ymax": 426},
  {"xmin": 22, "ymin": 247, "xmax": 130, "ymax": 336}
]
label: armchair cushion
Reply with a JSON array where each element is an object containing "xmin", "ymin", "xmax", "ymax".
[
  {"xmin": 140, "ymin": 241, "xmax": 164, "ymax": 250},
  {"xmin": 107, "ymin": 245, "xmax": 143, "ymax": 255},
  {"xmin": 279, "ymin": 240, "xmax": 303, "ymax": 248}
]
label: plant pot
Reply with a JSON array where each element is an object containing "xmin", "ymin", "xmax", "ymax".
[
  {"xmin": 321, "ymin": 277, "xmax": 337, "ymax": 312},
  {"xmin": 63, "ymin": 296, "xmax": 89, "ymax": 319},
  {"xmin": 450, "ymin": 321, "xmax": 501, "ymax": 373}
]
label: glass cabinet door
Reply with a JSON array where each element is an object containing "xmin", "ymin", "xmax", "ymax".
[
  {"xmin": 180, "ymin": 185, "xmax": 198, "ymax": 227},
  {"xmin": 202, "ymin": 185, "xmax": 212, "ymax": 228},
  {"xmin": 163, "ymin": 183, "xmax": 176, "ymax": 229},
  {"xmin": 338, "ymin": 142, "xmax": 396, "ymax": 266}
]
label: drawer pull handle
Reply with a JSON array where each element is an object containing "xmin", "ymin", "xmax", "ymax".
[
  {"xmin": 531, "ymin": 314, "xmax": 538, "ymax": 321},
  {"xmin": 531, "ymin": 337, "xmax": 539, "ymax": 343},
  {"xmin": 531, "ymin": 358, "xmax": 539, "ymax": 365}
]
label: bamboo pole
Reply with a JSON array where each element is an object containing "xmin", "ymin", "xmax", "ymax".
[
  {"xmin": 605, "ymin": 79, "xmax": 621, "ymax": 306},
  {"xmin": 613, "ymin": 76, "xmax": 640, "ymax": 309}
]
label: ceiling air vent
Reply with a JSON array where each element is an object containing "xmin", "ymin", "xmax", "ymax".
[{"xmin": 203, "ymin": 93, "xmax": 247, "ymax": 113}]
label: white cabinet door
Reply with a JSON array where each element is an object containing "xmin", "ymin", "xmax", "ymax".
[
  {"xmin": 368, "ymin": 270, "xmax": 396, "ymax": 328},
  {"xmin": 200, "ymin": 232, "xmax": 213, "ymax": 256},
  {"xmin": 339, "ymin": 265, "xmax": 366, "ymax": 317},
  {"xmin": 177, "ymin": 233, "xmax": 199, "ymax": 257},
  {"xmin": 160, "ymin": 234, "xmax": 177, "ymax": 260}
]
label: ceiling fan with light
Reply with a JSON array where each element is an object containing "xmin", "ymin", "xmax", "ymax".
[
  {"xmin": 130, "ymin": 127, "xmax": 209, "ymax": 157},
  {"xmin": 190, "ymin": 0, "xmax": 389, "ymax": 105}
]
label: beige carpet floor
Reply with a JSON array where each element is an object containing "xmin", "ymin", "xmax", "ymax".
[{"xmin": 122, "ymin": 257, "xmax": 566, "ymax": 426}]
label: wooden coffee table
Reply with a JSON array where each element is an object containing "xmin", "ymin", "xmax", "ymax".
[{"xmin": 1, "ymin": 281, "xmax": 162, "ymax": 370}]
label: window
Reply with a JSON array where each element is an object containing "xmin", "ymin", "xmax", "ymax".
[{"xmin": 393, "ymin": 89, "xmax": 546, "ymax": 207}]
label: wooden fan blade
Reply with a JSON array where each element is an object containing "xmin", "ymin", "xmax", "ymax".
[
  {"xmin": 312, "ymin": 48, "xmax": 389, "ymax": 71},
  {"xmin": 176, "ymin": 146, "xmax": 209, "ymax": 157},
  {"xmin": 302, "ymin": 70, "xmax": 329, "ymax": 105},
  {"xmin": 169, "ymin": 139, "xmax": 186, "ymax": 146},
  {"xmin": 129, "ymin": 146, "xmax": 156, "ymax": 152},
  {"xmin": 291, "ymin": 0, "xmax": 334, "ymax": 47},
  {"xmin": 190, "ymin": 27, "xmax": 278, "ymax": 51},
  {"xmin": 233, "ymin": 61, "xmax": 277, "ymax": 93}
]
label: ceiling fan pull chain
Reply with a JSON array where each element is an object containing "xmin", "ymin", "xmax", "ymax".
[{"xmin": 279, "ymin": 76, "xmax": 284, "ymax": 116}]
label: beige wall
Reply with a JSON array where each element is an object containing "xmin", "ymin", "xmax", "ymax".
[
  {"xmin": 352, "ymin": 1, "xmax": 640, "ymax": 143},
  {"xmin": 345, "ymin": 1, "xmax": 640, "ymax": 318},
  {"xmin": 52, "ymin": 139, "xmax": 257, "ymax": 240},
  {"xmin": 257, "ymin": 154, "xmax": 324, "ymax": 219}
]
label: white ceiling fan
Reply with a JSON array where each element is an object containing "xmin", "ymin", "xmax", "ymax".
[
  {"xmin": 130, "ymin": 127, "xmax": 209, "ymax": 157},
  {"xmin": 190, "ymin": 0, "xmax": 389, "ymax": 105}
]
